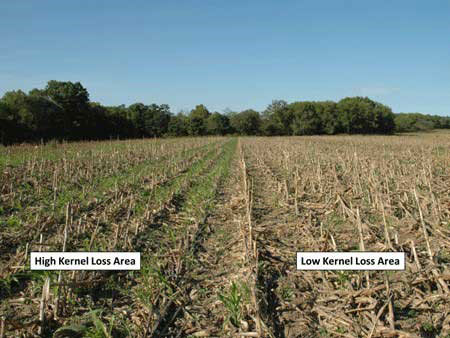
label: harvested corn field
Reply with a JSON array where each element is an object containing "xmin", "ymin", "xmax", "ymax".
[{"xmin": 1, "ymin": 132, "xmax": 449, "ymax": 337}]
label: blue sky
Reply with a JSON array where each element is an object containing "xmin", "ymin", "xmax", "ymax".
[{"xmin": 1, "ymin": 0, "xmax": 449, "ymax": 115}]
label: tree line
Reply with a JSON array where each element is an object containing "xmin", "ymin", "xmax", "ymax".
[
  {"xmin": 1, "ymin": 81, "xmax": 449, "ymax": 144},
  {"xmin": 394, "ymin": 113, "xmax": 450, "ymax": 132}
]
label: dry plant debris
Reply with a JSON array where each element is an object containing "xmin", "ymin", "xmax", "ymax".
[{"xmin": 0, "ymin": 132, "xmax": 449, "ymax": 337}]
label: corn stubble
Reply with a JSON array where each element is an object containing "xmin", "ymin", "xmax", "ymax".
[{"xmin": 0, "ymin": 132, "xmax": 449, "ymax": 337}]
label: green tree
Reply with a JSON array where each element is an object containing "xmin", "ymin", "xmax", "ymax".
[
  {"xmin": 337, "ymin": 97, "xmax": 368, "ymax": 133},
  {"xmin": 42, "ymin": 81, "xmax": 91, "ymax": 138},
  {"xmin": 167, "ymin": 113, "xmax": 189, "ymax": 136},
  {"xmin": 105, "ymin": 105, "xmax": 137, "ymax": 138},
  {"xmin": 26, "ymin": 93, "xmax": 64, "ymax": 138},
  {"xmin": 1, "ymin": 89, "xmax": 63, "ymax": 141},
  {"xmin": 128, "ymin": 103, "xmax": 147, "ymax": 136},
  {"xmin": 0, "ymin": 101, "xmax": 10, "ymax": 121},
  {"xmin": 263, "ymin": 100, "xmax": 292, "ymax": 135},
  {"xmin": 0, "ymin": 100, "xmax": 20, "ymax": 144},
  {"xmin": 190, "ymin": 104, "xmax": 210, "ymax": 120},
  {"xmin": 230, "ymin": 109, "xmax": 261, "ymax": 135},
  {"xmin": 188, "ymin": 104, "xmax": 210, "ymax": 135},
  {"xmin": 394, "ymin": 113, "xmax": 443, "ymax": 132},
  {"xmin": 1, "ymin": 90, "xmax": 30, "ymax": 125},
  {"xmin": 260, "ymin": 116, "xmax": 282, "ymax": 136},
  {"xmin": 290, "ymin": 102, "xmax": 322, "ymax": 135},
  {"xmin": 144, "ymin": 104, "xmax": 171, "ymax": 137},
  {"xmin": 206, "ymin": 112, "xmax": 230, "ymax": 135},
  {"xmin": 374, "ymin": 102, "xmax": 395, "ymax": 134},
  {"xmin": 337, "ymin": 97, "xmax": 394, "ymax": 134},
  {"xmin": 316, "ymin": 101, "xmax": 341, "ymax": 134}
]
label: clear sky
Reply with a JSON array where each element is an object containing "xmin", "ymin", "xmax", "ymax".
[{"xmin": 1, "ymin": 0, "xmax": 449, "ymax": 115}]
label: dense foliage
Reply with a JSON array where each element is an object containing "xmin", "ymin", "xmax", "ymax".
[
  {"xmin": 394, "ymin": 113, "xmax": 450, "ymax": 132},
  {"xmin": 1, "ymin": 81, "xmax": 448, "ymax": 144}
]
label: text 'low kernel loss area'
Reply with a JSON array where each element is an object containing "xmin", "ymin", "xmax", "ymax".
[
  {"xmin": 30, "ymin": 252, "xmax": 140, "ymax": 270},
  {"xmin": 297, "ymin": 252, "xmax": 405, "ymax": 270}
]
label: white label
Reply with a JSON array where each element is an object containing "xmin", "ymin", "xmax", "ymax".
[
  {"xmin": 30, "ymin": 252, "xmax": 140, "ymax": 270},
  {"xmin": 297, "ymin": 252, "xmax": 405, "ymax": 270}
]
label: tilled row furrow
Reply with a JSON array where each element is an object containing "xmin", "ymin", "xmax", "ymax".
[
  {"xmin": 243, "ymin": 140, "xmax": 321, "ymax": 338},
  {"xmin": 164, "ymin": 141, "xmax": 262, "ymax": 337},
  {"xmin": 128, "ymin": 139, "xmax": 238, "ymax": 337}
]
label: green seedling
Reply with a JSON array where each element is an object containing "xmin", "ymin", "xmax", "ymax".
[
  {"xmin": 85, "ymin": 309, "xmax": 115, "ymax": 338},
  {"xmin": 219, "ymin": 282, "xmax": 243, "ymax": 328},
  {"xmin": 279, "ymin": 285, "xmax": 294, "ymax": 301}
]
